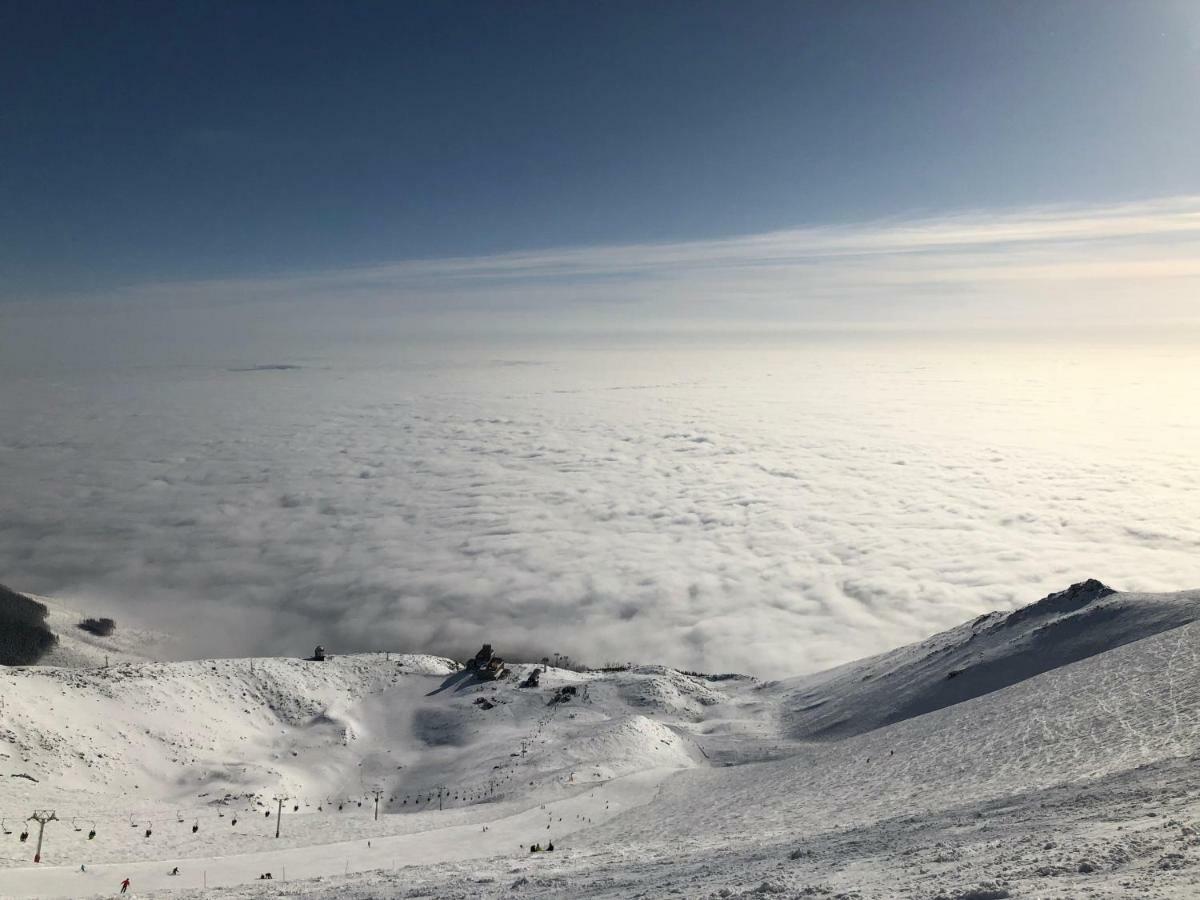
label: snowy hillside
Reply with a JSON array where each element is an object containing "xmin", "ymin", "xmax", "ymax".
[
  {"xmin": 0, "ymin": 590, "xmax": 170, "ymax": 669},
  {"xmin": 776, "ymin": 579, "xmax": 1200, "ymax": 739},
  {"xmin": 3, "ymin": 580, "xmax": 1200, "ymax": 899},
  {"xmin": 35, "ymin": 594, "xmax": 171, "ymax": 669}
]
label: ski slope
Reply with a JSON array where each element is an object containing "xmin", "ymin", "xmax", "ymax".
[
  {"xmin": 3, "ymin": 581, "xmax": 1200, "ymax": 899},
  {"xmin": 0, "ymin": 768, "xmax": 673, "ymax": 898}
]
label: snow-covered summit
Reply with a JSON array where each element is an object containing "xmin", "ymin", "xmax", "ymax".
[{"xmin": 777, "ymin": 579, "xmax": 1200, "ymax": 740}]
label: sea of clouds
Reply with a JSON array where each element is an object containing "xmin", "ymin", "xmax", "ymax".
[{"xmin": 1, "ymin": 334, "xmax": 1197, "ymax": 678}]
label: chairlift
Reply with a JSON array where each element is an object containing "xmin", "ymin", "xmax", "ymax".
[
  {"xmin": 145, "ymin": 825, "xmax": 153, "ymax": 839},
  {"xmin": 88, "ymin": 824, "xmax": 97, "ymax": 840},
  {"xmin": 72, "ymin": 817, "xmax": 83, "ymax": 832},
  {"xmin": 192, "ymin": 819, "xmax": 199, "ymax": 834},
  {"xmin": 1, "ymin": 818, "xmax": 11, "ymax": 835},
  {"xmin": 176, "ymin": 810, "xmax": 184, "ymax": 823},
  {"xmin": 20, "ymin": 828, "xmax": 29, "ymax": 842},
  {"xmin": 231, "ymin": 816, "xmax": 238, "ymax": 826},
  {"xmin": 129, "ymin": 813, "xmax": 138, "ymax": 828}
]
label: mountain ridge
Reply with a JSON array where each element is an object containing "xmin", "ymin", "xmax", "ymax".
[{"xmin": 776, "ymin": 579, "xmax": 1200, "ymax": 741}]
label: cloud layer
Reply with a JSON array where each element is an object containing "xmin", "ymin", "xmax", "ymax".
[
  {"xmin": 14, "ymin": 195, "xmax": 1198, "ymax": 331},
  {"xmin": 1, "ymin": 338, "xmax": 1197, "ymax": 678}
]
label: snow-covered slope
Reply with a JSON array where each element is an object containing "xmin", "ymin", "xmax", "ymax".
[
  {"xmin": 4, "ymin": 580, "xmax": 1200, "ymax": 900},
  {"xmin": 776, "ymin": 579, "xmax": 1200, "ymax": 740},
  {"xmin": 0, "ymin": 656, "xmax": 713, "ymax": 814},
  {"xmin": 0, "ymin": 639, "xmax": 740, "ymax": 891},
  {"xmin": 34, "ymin": 593, "xmax": 171, "ymax": 669}
]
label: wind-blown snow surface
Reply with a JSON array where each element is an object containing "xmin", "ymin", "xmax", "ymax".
[{"xmin": 4, "ymin": 583, "xmax": 1200, "ymax": 898}]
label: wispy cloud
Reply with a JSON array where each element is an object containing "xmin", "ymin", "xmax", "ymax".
[{"xmin": 62, "ymin": 195, "xmax": 1200, "ymax": 330}]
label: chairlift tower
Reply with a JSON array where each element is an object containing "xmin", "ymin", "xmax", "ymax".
[
  {"xmin": 27, "ymin": 810, "xmax": 57, "ymax": 863},
  {"xmin": 370, "ymin": 788, "xmax": 384, "ymax": 821},
  {"xmin": 273, "ymin": 795, "xmax": 288, "ymax": 838}
]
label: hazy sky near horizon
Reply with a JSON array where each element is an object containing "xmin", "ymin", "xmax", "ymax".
[{"xmin": 3, "ymin": 0, "xmax": 1200, "ymax": 332}]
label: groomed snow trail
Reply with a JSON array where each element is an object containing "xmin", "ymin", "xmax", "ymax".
[{"xmin": 0, "ymin": 768, "xmax": 674, "ymax": 899}]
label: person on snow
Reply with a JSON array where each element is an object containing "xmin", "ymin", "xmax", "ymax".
[
  {"xmin": 547, "ymin": 841, "xmax": 554, "ymax": 851},
  {"xmin": 169, "ymin": 866, "xmax": 180, "ymax": 876},
  {"xmin": 120, "ymin": 877, "xmax": 131, "ymax": 893}
]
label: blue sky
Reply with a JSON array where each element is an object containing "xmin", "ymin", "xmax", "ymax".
[{"xmin": 2, "ymin": 0, "xmax": 1198, "ymax": 314}]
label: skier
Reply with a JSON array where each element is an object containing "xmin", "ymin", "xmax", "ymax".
[
  {"xmin": 120, "ymin": 877, "xmax": 131, "ymax": 893},
  {"xmin": 547, "ymin": 841, "xmax": 555, "ymax": 851},
  {"xmin": 169, "ymin": 866, "xmax": 180, "ymax": 876}
]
